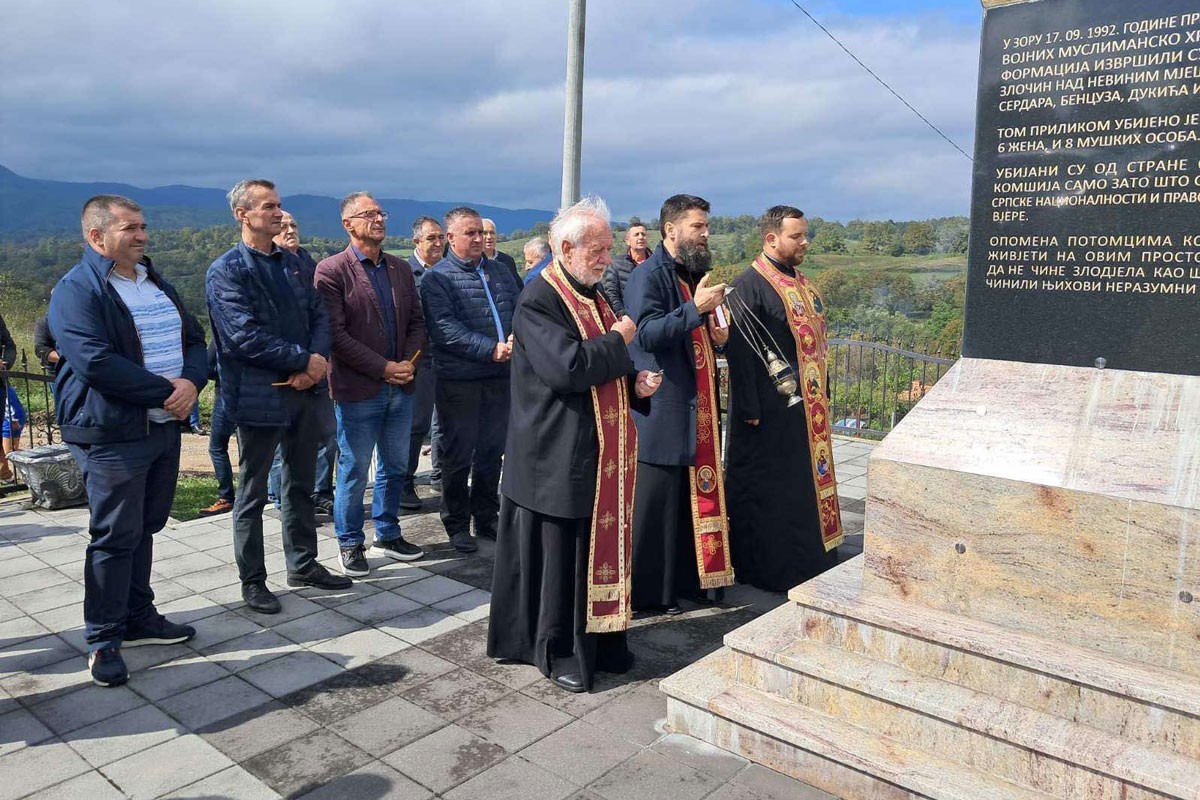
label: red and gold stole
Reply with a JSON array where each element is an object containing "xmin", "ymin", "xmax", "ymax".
[
  {"xmin": 676, "ymin": 279, "xmax": 735, "ymax": 590},
  {"xmin": 542, "ymin": 262, "xmax": 638, "ymax": 632},
  {"xmin": 751, "ymin": 255, "xmax": 844, "ymax": 551}
]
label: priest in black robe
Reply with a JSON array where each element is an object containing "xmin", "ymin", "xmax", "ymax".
[
  {"xmin": 726, "ymin": 206, "xmax": 843, "ymax": 592},
  {"xmin": 487, "ymin": 197, "xmax": 661, "ymax": 694}
]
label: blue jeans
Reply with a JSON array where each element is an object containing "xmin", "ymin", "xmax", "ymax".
[
  {"xmin": 208, "ymin": 394, "xmax": 236, "ymax": 503},
  {"xmin": 334, "ymin": 385, "xmax": 414, "ymax": 548}
]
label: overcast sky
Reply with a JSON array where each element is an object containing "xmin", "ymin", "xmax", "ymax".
[{"xmin": 0, "ymin": 0, "xmax": 982, "ymax": 222}]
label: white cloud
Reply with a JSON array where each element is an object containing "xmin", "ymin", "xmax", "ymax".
[{"xmin": 0, "ymin": 0, "xmax": 981, "ymax": 220}]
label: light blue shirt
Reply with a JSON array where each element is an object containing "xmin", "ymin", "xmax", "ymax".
[{"xmin": 108, "ymin": 264, "xmax": 184, "ymax": 423}]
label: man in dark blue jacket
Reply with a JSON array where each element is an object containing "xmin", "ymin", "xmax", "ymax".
[
  {"xmin": 49, "ymin": 194, "xmax": 208, "ymax": 687},
  {"xmin": 207, "ymin": 179, "xmax": 350, "ymax": 615},
  {"xmin": 421, "ymin": 207, "xmax": 521, "ymax": 552},
  {"xmin": 624, "ymin": 194, "xmax": 731, "ymax": 615}
]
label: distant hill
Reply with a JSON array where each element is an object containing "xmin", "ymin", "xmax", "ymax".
[{"xmin": 0, "ymin": 165, "xmax": 553, "ymax": 239}]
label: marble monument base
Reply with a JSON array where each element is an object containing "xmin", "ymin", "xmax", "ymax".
[{"xmin": 661, "ymin": 358, "xmax": 1200, "ymax": 799}]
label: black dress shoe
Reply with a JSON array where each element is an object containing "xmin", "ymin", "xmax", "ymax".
[
  {"xmin": 552, "ymin": 673, "xmax": 586, "ymax": 693},
  {"xmin": 243, "ymin": 582, "xmax": 282, "ymax": 614},
  {"xmin": 399, "ymin": 488, "xmax": 423, "ymax": 510},
  {"xmin": 287, "ymin": 562, "xmax": 353, "ymax": 590},
  {"xmin": 664, "ymin": 604, "xmax": 684, "ymax": 616}
]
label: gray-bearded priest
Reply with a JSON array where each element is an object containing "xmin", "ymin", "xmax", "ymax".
[{"xmin": 487, "ymin": 197, "xmax": 661, "ymax": 694}]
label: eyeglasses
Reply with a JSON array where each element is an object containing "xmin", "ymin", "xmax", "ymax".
[{"xmin": 348, "ymin": 210, "xmax": 389, "ymax": 221}]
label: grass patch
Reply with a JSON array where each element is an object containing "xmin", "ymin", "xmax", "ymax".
[{"xmin": 171, "ymin": 473, "xmax": 221, "ymax": 522}]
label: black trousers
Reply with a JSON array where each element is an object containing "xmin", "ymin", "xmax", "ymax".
[
  {"xmin": 486, "ymin": 498, "xmax": 630, "ymax": 691},
  {"xmin": 434, "ymin": 377, "xmax": 509, "ymax": 537},
  {"xmin": 631, "ymin": 462, "xmax": 700, "ymax": 609},
  {"xmin": 232, "ymin": 392, "xmax": 321, "ymax": 585},
  {"xmin": 402, "ymin": 360, "xmax": 439, "ymax": 491}
]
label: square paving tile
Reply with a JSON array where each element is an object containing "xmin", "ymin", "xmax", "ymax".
[
  {"xmin": 0, "ymin": 614, "xmax": 50, "ymax": 647},
  {"xmin": 376, "ymin": 606, "xmax": 468, "ymax": 645},
  {"xmin": 0, "ymin": 652, "xmax": 90, "ymax": 704},
  {"xmin": 242, "ymin": 728, "xmax": 373, "ymax": 799},
  {"xmin": 0, "ymin": 737, "xmax": 93, "ymax": 800},
  {"xmin": 272, "ymin": 607, "xmax": 363, "ymax": 646},
  {"xmin": 309, "ymin": 627, "xmax": 409, "ymax": 670},
  {"xmin": 432, "ymin": 588, "xmax": 490, "ymax": 622},
  {"xmin": 0, "ymin": 634, "xmax": 76, "ymax": 680},
  {"xmin": 150, "ymin": 550, "xmax": 225, "ymax": 580},
  {"xmin": 382, "ymin": 724, "xmax": 507, "ymax": 794},
  {"xmin": 294, "ymin": 760, "xmax": 432, "ymax": 800},
  {"xmin": 128, "ymin": 653, "xmax": 230, "ymax": 703},
  {"xmin": 0, "ymin": 706, "xmax": 55, "ymax": 757},
  {"xmin": 23, "ymin": 768, "xmax": 128, "ymax": 799},
  {"xmin": 63, "ymin": 703, "xmax": 180, "ymax": 767},
  {"xmin": 171, "ymin": 564, "xmax": 243, "ymax": 594},
  {"xmin": 443, "ymin": 755, "xmax": 576, "ymax": 800},
  {"xmin": 329, "ymin": 695, "xmax": 445, "ymax": 755},
  {"xmin": 580, "ymin": 684, "xmax": 668, "ymax": 746},
  {"xmin": 8, "ymin": 580, "xmax": 83, "ymax": 614},
  {"xmin": 398, "ymin": 667, "xmax": 510, "ymax": 721},
  {"xmin": 184, "ymin": 608, "xmax": 265, "ymax": 651},
  {"xmin": 337, "ymin": 590, "xmax": 422, "ymax": 626},
  {"xmin": 199, "ymin": 629, "xmax": 293, "ymax": 673},
  {"xmin": 101, "ymin": 733, "xmax": 234, "ymax": 799},
  {"xmin": 161, "ymin": 765, "xmax": 282, "ymax": 799},
  {"xmin": 158, "ymin": 674, "xmax": 273, "ymax": 730},
  {"xmin": 281, "ymin": 669, "xmax": 397, "ymax": 726},
  {"xmin": 519, "ymin": 671, "xmax": 633, "ymax": 718},
  {"xmin": 416, "ymin": 621, "xmax": 488, "ymax": 667},
  {"xmin": 587, "ymin": 750, "xmax": 723, "ymax": 800},
  {"xmin": 721, "ymin": 763, "xmax": 839, "ymax": 800},
  {"xmin": 155, "ymin": 592, "xmax": 230, "ymax": 627},
  {"xmin": 393, "ymin": 575, "xmax": 473, "ymax": 606},
  {"xmin": 519, "ymin": 719, "xmax": 640, "ymax": 787},
  {"xmin": 651, "ymin": 732, "xmax": 749, "ymax": 781},
  {"xmin": 0, "ymin": 553, "xmax": 46, "ymax": 580},
  {"xmin": 233, "ymin": 590, "xmax": 326, "ymax": 626},
  {"xmin": 239, "ymin": 648, "xmax": 345, "ymax": 698},
  {"xmin": 30, "ymin": 682, "xmax": 146, "ymax": 735},
  {"xmin": 0, "ymin": 566, "xmax": 73, "ymax": 598},
  {"xmin": 456, "ymin": 692, "xmax": 572, "ymax": 751},
  {"xmin": 356, "ymin": 647, "xmax": 458, "ymax": 694},
  {"xmin": 198, "ymin": 700, "xmax": 319, "ymax": 762}
]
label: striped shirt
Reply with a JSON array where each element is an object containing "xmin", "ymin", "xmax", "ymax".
[{"xmin": 108, "ymin": 264, "xmax": 184, "ymax": 424}]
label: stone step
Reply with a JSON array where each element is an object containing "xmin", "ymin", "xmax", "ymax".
[
  {"xmin": 726, "ymin": 618, "xmax": 1198, "ymax": 799},
  {"xmin": 786, "ymin": 557, "xmax": 1200, "ymax": 760},
  {"xmin": 664, "ymin": 649, "xmax": 1064, "ymax": 800}
]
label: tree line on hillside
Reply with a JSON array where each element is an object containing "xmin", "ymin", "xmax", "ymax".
[{"xmin": 0, "ymin": 214, "xmax": 968, "ymax": 357}]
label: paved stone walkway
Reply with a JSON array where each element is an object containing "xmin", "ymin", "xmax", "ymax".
[{"xmin": 0, "ymin": 437, "xmax": 873, "ymax": 799}]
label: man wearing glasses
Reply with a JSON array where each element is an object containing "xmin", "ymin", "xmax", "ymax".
[
  {"xmin": 315, "ymin": 193, "xmax": 427, "ymax": 576},
  {"xmin": 421, "ymin": 207, "xmax": 520, "ymax": 553}
]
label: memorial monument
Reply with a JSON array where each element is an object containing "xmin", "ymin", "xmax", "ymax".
[{"xmin": 660, "ymin": 1, "xmax": 1200, "ymax": 797}]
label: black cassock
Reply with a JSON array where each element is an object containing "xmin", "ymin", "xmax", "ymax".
[
  {"xmin": 486, "ymin": 271, "xmax": 638, "ymax": 689},
  {"xmin": 726, "ymin": 260, "xmax": 837, "ymax": 592}
]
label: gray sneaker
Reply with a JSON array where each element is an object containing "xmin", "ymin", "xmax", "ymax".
[{"xmin": 339, "ymin": 545, "xmax": 370, "ymax": 577}]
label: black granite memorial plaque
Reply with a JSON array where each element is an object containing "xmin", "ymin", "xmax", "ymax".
[{"xmin": 963, "ymin": 0, "xmax": 1200, "ymax": 376}]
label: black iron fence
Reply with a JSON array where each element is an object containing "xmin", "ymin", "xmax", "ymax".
[
  {"xmin": 826, "ymin": 331, "xmax": 959, "ymax": 439},
  {"xmin": 1, "ymin": 350, "xmax": 58, "ymax": 496}
]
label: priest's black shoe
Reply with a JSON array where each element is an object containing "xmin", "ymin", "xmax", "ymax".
[
  {"xmin": 663, "ymin": 603, "xmax": 684, "ymax": 616},
  {"xmin": 552, "ymin": 673, "xmax": 586, "ymax": 693},
  {"xmin": 287, "ymin": 562, "xmax": 353, "ymax": 590}
]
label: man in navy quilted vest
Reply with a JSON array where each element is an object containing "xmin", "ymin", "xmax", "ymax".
[
  {"xmin": 206, "ymin": 179, "xmax": 352, "ymax": 616},
  {"xmin": 420, "ymin": 207, "xmax": 521, "ymax": 553}
]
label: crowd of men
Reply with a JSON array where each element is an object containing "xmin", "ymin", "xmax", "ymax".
[{"xmin": 42, "ymin": 185, "xmax": 842, "ymax": 694}]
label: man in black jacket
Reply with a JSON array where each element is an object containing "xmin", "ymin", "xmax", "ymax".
[
  {"xmin": 49, "ymin": 195, "xmax": 208, "ymax": 687},
  {"xmin": 487, "ymin": 196, "xmax": 660, "ymax": 693},
  {"xmin": 598, "ymin": 217, "xmax": 651, "ymax": 317}
]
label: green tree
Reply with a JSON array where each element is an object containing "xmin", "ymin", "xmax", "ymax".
[{"xmin": 902, "ymin": 222, "xmax": 935, "ymax": 255}]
